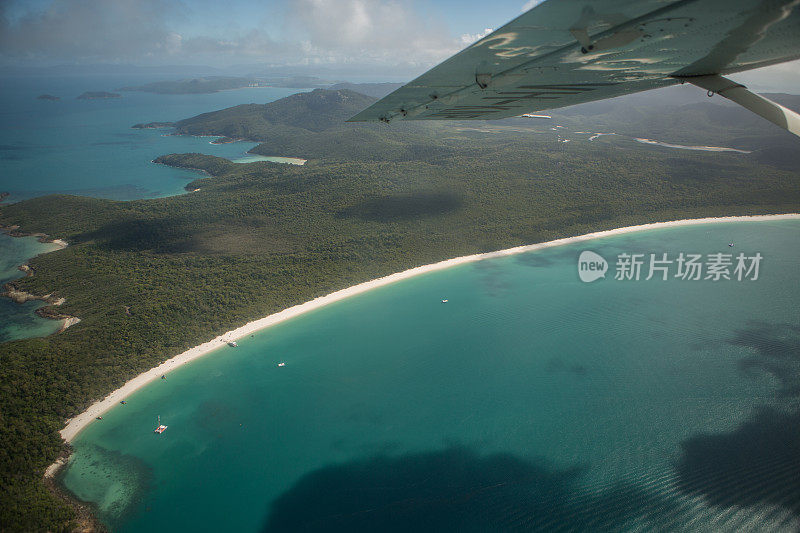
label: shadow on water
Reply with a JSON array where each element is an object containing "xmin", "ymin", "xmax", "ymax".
[
  {"xmin": 674, "ymin": 408, "xmax": 800, "ymax": 516},
  {"xmin": 674, "ymin": 322, "xmax": 800, "ymax": 517},
  {"xmin": 262, "ymin": 447, "xmax": 677, "ymax": 532},
  {"xmin": 731, "ymin": 321, "xmax": 800, "ymax": 398},
  {"xmin": 513, "ymin": 246, "xmax": 578, "ymax": 269}
]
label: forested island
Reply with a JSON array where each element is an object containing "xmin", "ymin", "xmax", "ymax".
[
  {"xmin": 131, "ymin": 121, "xmax": 174, "ymax": 129},
  {"xmin": 76, "ymin": 91, "xmax": 121, "ymax": 100},
  {"xmin": 1, "ymin": 87, "xmax": 799, "ymax": 531}
]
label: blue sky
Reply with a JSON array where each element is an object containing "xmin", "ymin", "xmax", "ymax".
[
  {"xmin": 170, "ymin": 0, "xmax": 528, "ymax": 39},
  {"xmin": 0, "ymin": 0, "xmax": 797, "ymax": 90},
  {"xmin": 1, "ymin": 0, "xmax": 527, "ymax": 41}
]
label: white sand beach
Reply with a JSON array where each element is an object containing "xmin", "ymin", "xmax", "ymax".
[{"xmin": 55, "ymin": 213, "xmax": 800, "ymax": 447}]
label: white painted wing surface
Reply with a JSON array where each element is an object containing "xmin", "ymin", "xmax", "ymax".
[{"xmin": 349, "ymin": 0, "xmax": 800, "ymax": 124}]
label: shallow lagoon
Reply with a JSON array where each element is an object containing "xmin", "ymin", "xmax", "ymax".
[{"xmin": 0, "ymin": 233, "xmax": 64, "ymax": 342}]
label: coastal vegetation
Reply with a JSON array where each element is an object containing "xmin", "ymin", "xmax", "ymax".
[{"xmin": 0, "ymin": 88, "xmax": 799, "ymax": 531}]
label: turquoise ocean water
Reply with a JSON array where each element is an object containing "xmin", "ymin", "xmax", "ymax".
[
  {"xmin": 0, "ymin": 75, "xmax": 306, "ymax": 202},
  {"xmin": 0, "ymin": 76, "xmax": 304, "ymax": 342},
  {"xmin": 60, "ymin": 219, "xmax": 800, "ymax": 532}
]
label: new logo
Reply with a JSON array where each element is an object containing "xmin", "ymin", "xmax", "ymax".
[{"xmin": 578, "ymin": 251, "xmax": 608, "ymax": 282}]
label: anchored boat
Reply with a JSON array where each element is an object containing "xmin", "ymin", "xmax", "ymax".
[{"xmin": 154, "ymin": 415, "xmax": 168, "ymax": 434}]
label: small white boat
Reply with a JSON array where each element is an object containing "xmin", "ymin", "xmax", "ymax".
[
  {"xmin": 154, "ymin": 415, "xmax": 167, "ymax": 434},
  {"xmin": 277, "ymin": 362, "xmax": 286, "ymax": 367},
  {"xmin": 728, "ymin": 243, "xmax": 734, "ymax": 247},
  {"xmin": 441, "ymin": 299, "xmax": 449, "ymax": 303},
  {"xmin": 228, "ymin": 341, "xmax": 238, "ymax": 348}
]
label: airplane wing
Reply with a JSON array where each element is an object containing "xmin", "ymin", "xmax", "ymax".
[{"xmin": 349, "ymin": 0, "xmax": 800, "ymax": 136}]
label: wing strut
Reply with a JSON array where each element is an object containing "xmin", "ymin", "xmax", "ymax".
[{"xmin": 676, "ymin": 74, "xmax": 800, "ymax": 137}]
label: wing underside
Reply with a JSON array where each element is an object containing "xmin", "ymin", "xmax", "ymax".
[{"xmin": 349, "ymin": 0, "xmax": 800, "ymax": 129}]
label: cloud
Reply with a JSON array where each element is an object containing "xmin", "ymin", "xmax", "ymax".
[
  {"xmin": 286, "ymin": 0, "xmax": 461, "ymax": 67},
  {"xmin": 0, "ymin": 0, "xmax": 310, "ymax": 67},
  {"xmin": 173, "ymin": 31, "xmax": 298, "ymax": 64},
  {"xmin": 521, "ymin": 0, "xmax": 546, "ymax": 12},
  {"xmin": 0, "ymin": 0, "xmax": 183, "ymax": 62},
  {"xmin": 8, "ymin": 0, "xmax": 793, "ymax": 92},
  {"xmin": 461, "ymin": 28, "xmax": 494, "ymax": 46},
  {"xmin": 0, "ymin": 0, "xmax": 467, "ymax": 72}
]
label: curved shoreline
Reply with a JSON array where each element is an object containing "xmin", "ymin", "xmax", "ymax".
[{"xmin": 55, "ymin": 213, "xmax": 799, "ymax": 447}]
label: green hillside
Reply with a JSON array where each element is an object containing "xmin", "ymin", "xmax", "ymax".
[{"xmin": 174, "ymin": 89, "xmax": 376, "ymax": 136}]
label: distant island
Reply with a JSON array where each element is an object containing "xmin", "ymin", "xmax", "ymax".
[
  {"xmin": 328, "ymin": 82, "xmax": 402, "ymax": 98},
  {"xmin": 36, "ymin": 94, "xmax": 60, "ymax": 101},
  {"xmin": 118, "ymin": 75, "xmax": 331, "ymax": 95},
  {"xmin": 209, "ymin": 136, "xmax": 237, "ymax": 144},
  {"xmin": 131, "ymin": 121, "xmax": 174, "ymax": 129},
  {"xmin": 76, "ymin": 91, "xmax": 121, "ymax": 100}
]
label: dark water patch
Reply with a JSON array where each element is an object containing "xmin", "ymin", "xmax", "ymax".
[
  {"xmin": 674, "ymin": 408, "xmax": 800, "ymax": 516},
  {"xmin": 514, "ymin": 246, "xmax": 592, "ymax": 269},
  {"xmin": 473, "ymin": 260, "xmax": 513, "ymax": 297},
  {"xmin": 262, "ymin": 447, "xmax": 677, "ymax": 532},
  {"xmin": 514, "ymin": 253, "xmax": 556, "ymax": 268},
  {"xmin": 730, "ymin": 321, "xmax": 800, "ymax": 398},
  {"xmin": 545, "ymin": 357, "xmax": 589, "ymax": 376},
  {"xmin": 337, "ymin": 192, "xmax": 462, "ymax": 222},
  {"xmin": 195, "ymin": 399, "xmax": 239, "ymax": 432},
  {"xmin": 732, "ymin": 322, "xmax": 800, "ymax": 358}
]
